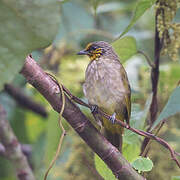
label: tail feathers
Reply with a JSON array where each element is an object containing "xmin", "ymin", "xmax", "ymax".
[{"xmin": 104, "ymin": 129, "xmax": 123, "ymax": 153}]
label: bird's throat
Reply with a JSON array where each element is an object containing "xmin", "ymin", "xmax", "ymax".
[{"xmin": 89, "ymin": 54, "xmax": 101, "ymax": 61}]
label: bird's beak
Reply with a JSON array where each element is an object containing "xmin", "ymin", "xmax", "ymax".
[{"xmin": 77, "ymin": 49, "xmax": 89, "ymax": 55}]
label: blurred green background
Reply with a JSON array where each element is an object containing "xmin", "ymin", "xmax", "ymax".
[{"xmin": 0, "ymin": 0, "xmax": 179, "ymax": 180}]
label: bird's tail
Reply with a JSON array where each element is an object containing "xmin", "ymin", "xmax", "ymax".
[{"xmin": 104, "ymin": 129, "xmax": 123, "ymax": 153}]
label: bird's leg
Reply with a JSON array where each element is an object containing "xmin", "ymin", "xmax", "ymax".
[
  {"xmin": 90, "ymin": 105, "xmax": 103, "ymax": 129},
  {"xmin": 90, "ymin": 105, "xmax": 98, "ymax": 114},
  {"xmin": 109, "ymin": 112, "xmax": 116, "ymax": 124}
]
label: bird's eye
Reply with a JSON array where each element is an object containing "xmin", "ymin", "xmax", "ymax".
[{"xmin": 90, "ymin": 46, "xmax": 96, "ymax": 51}]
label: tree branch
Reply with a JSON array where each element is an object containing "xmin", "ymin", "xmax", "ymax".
[
  {"xmin": 20, "ymin": 55, "xmax": 144, "ymax": 180},
  {"xmin": 0, "ymin": 143, "xmax": 32, "ymax": 158},
  {"xmin": 137, "ymin": 50, "xmax": 155, "ymax": 68},
  {"xmin": 59, "ymin": 81, "xmax": 180, "ymax": 168},
  {"xmin": 0, "ymin": 105, "xmax": 35, "ymax": 180},
  {"xmin": 141, "ymin": 4, "xmax": 164, "ymax": 156},
  {"xmin": 150, "ymin": 7, "xmax": 162, "ymax": 126},
  {"xmin": 4, "ymin": 84, "xmax": 47, "ymax": 117}
]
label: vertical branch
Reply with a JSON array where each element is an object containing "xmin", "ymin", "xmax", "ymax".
[
  {"xmin": 0, "ymin": 105, "xmax": 35, "ymax": 180},
  {"xmin": 141, "ymin": 4, "xmax": 163, "ymax": 156},
  {"xmin": 149, "ymin": 8, "xmax": 162, "ymax": 126}
]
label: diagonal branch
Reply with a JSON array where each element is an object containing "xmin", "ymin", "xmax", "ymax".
[
  {"xmin": 60, "ymin": 81, "xmax": 180, "ymax": 168},
  {"xmin": 4, "ymin": 84, "xmax": 48, "ymax": 117},
  {"xmin": 47, "ymin": 64, "xmax": 180, "ymax": 168},
  {"xmin": 20, "ymin": 55, "xmax": 144, "ymax": 180}
]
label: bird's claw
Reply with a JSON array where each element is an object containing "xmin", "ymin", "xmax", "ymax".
[
  {"xmin": 109, "ymin": 112, "xmax": 116, "ymax": 124},
  {"xmin": 91, "ymin": 105, "xmax": 98, "ymax": 114}
]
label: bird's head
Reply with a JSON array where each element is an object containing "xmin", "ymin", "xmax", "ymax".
[{"xmin": 77, "ymin": 41, "xmax": 112, "ymax": 61}]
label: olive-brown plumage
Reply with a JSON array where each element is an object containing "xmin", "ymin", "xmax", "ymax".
[{"xmin": 78, "ymin": 41, "xmax": 131, "ymax": 152}]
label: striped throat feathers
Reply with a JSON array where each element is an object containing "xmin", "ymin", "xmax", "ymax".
[{"xmin": 77, "ymin": 42, "xmax": 105, "ymax": 61}]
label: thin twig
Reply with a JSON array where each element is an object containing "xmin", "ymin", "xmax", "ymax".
[
  {"xmin": 137, "ymin": 50, "xmax": 155, "ymax": 68},
  {"xmin": 101, "ymin": 110, "xmax": 180, "ymax": 168},
  {"xmin": 62, "ymin": 88, "xmax": 180, "ymax": 168},
  {"xmin": 141, "ymin": 119, "xmax": 166, "ymax": 157},
  {"xmin": 44, "ymin": 74, "xmax": 66, "ymax": 180}
]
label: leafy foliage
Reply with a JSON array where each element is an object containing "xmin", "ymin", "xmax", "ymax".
[
  {"xmin": 0, "ymin": 0, "xmax": 60, "ymax": 90},
  {"xmin": 151, "ymin": 86, "xmax": 180, "ymax": 130},
  {"xmin": 123, "ymin": 143, "xmax": 140, "ymax": 163},
  {"xmin": 132, "ymin": 157, "xmax": 153, "ymax": 173},
  {"xmin": 120, "ymin": 0, "xmax": 156, "ymax": 37},
  {"xmin": 112, "ymin": 36, "xmax": 137, "ymax": 62}
]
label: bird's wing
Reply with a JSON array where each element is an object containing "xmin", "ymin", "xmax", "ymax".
[
  {"xmin": 124, "ymin": 93, "xmax": 131, "ymax": 124},
  {"xmin": 121, "ymin": 66, "xmax": 131, "ymax": 124}
]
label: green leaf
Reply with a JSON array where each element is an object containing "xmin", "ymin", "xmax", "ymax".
[
  {"xmin": 151, "ymin": 86, "xmax": 180, "ymax": 131},
  {"xmin": 120, "ymin": 0, "xmax": 156, "ymax": 38},
  {"xmin": 171, "ymin": 176, "xmax": 180, "ymax": 180},
  {"xmin": 112, "ymin": 36, "xmax": 137, "ymax": 62},
  {"xmin": 94, "ymin": 154, "xmax": 116, "ymax": 180},
  {"xmin": 130, "ymin": 94, "xmax": 152, "ymax": 130},
  {"xmin": 132, "ymin": 157, "xmax": 153, "ymax": 173},
  {"xmin": 123, "ymin": 143, "xmax": 140, "ymax": 162},
  {"xmin": 0, "ymin": 0, "xmax": 60, "ymax": 90}
]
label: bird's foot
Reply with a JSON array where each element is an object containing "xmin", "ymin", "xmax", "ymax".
[
  {"xmin": 90, "ymin": 105, "xmax": 98, "ymax": 114},
  {"xmin": 109, "ymin": 112, "xmax": 116, "ymax": 124}
]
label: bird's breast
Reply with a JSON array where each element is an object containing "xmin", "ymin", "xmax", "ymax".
[{"xmin": 83, "ymin": 59, "xmax": 125, "ymax": 111}]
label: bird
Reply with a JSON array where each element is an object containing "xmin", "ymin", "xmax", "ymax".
[{"xmin": 77, "ymin": 41, "xmax": 131, "ymax": 152}]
